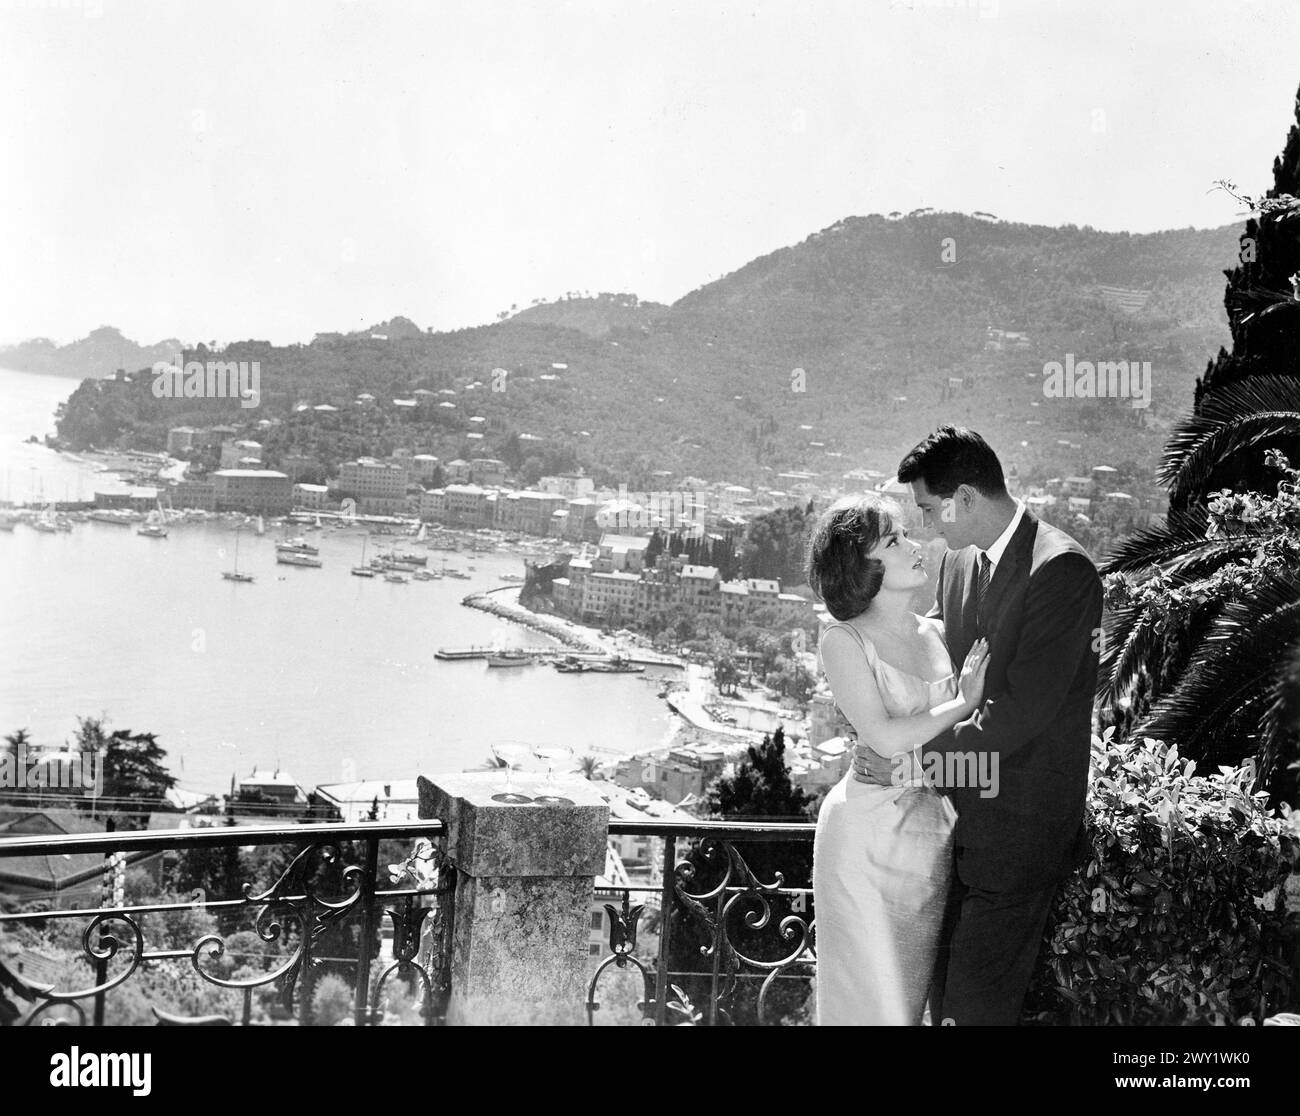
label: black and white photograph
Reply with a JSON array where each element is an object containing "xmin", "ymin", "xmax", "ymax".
[{"xmin": 0, "ymin": 0, "xmax": 1298, "ymax": 1078}]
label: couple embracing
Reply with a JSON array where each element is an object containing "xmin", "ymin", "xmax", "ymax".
[{"xmin": 809, "ymin": 426, "xmax": 1103, "ymax": 1026}]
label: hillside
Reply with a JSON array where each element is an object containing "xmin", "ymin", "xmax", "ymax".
[
  {"xmin": 1, "ymin": 326, "xmax": 184, "ymax": 380},
  {"xmin": 41, "ymin": 212, "xmax": 1240, "ymax": 490}
]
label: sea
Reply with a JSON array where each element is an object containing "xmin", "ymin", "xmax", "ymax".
[{"xmin": 0, "ymin": 366, "xmax": 678, "ymax": 801}]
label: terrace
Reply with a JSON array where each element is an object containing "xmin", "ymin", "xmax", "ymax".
[{"xmin": 0, "ymin": 772, "xmax": 816, "ymax": 1027}]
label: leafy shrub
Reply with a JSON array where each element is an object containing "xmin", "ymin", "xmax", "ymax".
[
  {"xmin": 1025, "ymin": 731, "xmax": 1300, "ymax": 1025},
  {"xmin": 311, "ymin": 973, "xmax": 354, "ymax": 1027}
]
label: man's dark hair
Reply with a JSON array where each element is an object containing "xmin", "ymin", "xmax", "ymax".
[{"xmin": 897, "ymin": 425, "xmax": 1007, "ymax": 498}]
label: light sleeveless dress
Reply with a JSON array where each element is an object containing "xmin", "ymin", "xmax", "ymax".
[{"xmin": 813, "ymin": 618, "xmax": 959, "ymax": 1026}]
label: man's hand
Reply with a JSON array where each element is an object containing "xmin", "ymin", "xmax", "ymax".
[{"xmin": 851, "ymin": 740, "xmax": 895, "ymax": 786}]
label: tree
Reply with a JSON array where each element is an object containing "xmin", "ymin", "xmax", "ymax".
[
  {"xmin": 70, "ymin": 717, "xmax": 176, "ymax": 822},
  {"xmin": 167, "ymin": 824, "xmax": 246, "ymax": 910},
  {"xmin": 1182, "ymin": 84, "xmax": 1300, "ymax": 510},
  {"xmin": 2, "ymin": 728, "xmax": 27, "ymax": 762},
  {"xmin": 578, "ymin": 754, "xmax": 599, "ymax": 780},
  {"xmin": 1096, "ymin": 89, "xmax": 1300, "ymax": 806},
  {"xmin": 1099, "ymin": 453, "xmax": 1300, "ymax": 804},
  {"xmin": 714, "ymin": 654, "xmax": 742, "ymax": 697},
  {"xmin": 644, "ymin": 530, "xmax": 664, "ymax": 568},
  {"xmin": 742, "ymin": 506, "xmax": 810, "ymax": 585},
  {"xmin": 666, "ymin": 727, "xmax": 816, "ymax": 1025},
  {"xmin": 706, "ymin": 727, "xmax": 813, "ymax": 822}
]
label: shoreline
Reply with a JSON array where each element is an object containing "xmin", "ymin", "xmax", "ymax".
[{"xmin": 460, "ymin": 585, "xmax": 680, "ymax": 661}]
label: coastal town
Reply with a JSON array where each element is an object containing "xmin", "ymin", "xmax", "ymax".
[{"xmin": 2, "ymin": 398, "xmax": 1164, "ymax": 826}]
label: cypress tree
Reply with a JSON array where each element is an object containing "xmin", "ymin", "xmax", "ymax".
[{"xmin": 1174, "ymin": 84, "xmax": 1300, "ymax": 509}]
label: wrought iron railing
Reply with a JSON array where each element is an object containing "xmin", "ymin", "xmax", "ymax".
[
  {"xmin": 588, "ymin": 821, "xmax": 817, "ymax": 1026},
  {"xmin": 0, "ymin": 821, "xmax": 451, "ymax": 1027},
  {"xmin": 0, "ymin": 816, "xmax": 818, "ymax": 1026}
]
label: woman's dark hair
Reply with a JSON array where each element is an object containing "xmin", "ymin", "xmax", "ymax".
[
  {"xmin": 806, "ymin": 494, "xmax": 898, "ymax": 621},
  {"xmin": 897, "ymin": 425, "xmax": 1007, "ymax": 498}
]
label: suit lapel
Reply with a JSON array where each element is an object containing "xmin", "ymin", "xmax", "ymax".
[
  {"xmin": 980, "ymin": 510, "xmax": 1038, "ymax": 638},
  {"xmin": 944, "ymin": 548, "xmax": 981, "ymax": 665}
]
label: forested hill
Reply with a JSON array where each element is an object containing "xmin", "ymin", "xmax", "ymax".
[
  {"xmin": 1, "ymin": 327, "xmax": 185, "ymax": 380},
  {"xmin": 41, "ymin": 213, "xmax": 1240, "ymax": 488}
]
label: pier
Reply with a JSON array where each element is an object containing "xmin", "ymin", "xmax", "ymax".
[{"xmin": 434, "ymin": 646, "xmax": 679, "ymax": 667}]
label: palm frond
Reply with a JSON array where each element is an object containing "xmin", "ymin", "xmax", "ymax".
[
  {"xmin": 1139, "ymin": 575, "xmax": 1300, "ymax": 781},
  {"xmin": 1158, "ymin": 375, "xmax": 1300, "ymax": 505},
  {"xmin": 1101, "ymin": 507, "xmax": 1220, "ymax": 574}
]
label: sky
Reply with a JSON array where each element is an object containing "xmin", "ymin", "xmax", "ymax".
[{"xmin": 1, "ymin": 0, "xmax": 1298, "ymax": 346}]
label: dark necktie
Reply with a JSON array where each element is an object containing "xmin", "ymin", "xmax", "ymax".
[{"xmin": 976, "ymin": 552, "xmax": 993, "ymax": 634}]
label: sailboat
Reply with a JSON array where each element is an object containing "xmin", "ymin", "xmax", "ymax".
[
  {"xmin": 255, "ymin": 515, "xmax": 265, "ymax": 537},
  {"xmin": 351, "ymin": 533, "xmax": 376, "ymax": 577},
  {"xmin": 31, "ymin": 503, "xmax": 59, "ymax": 533},
  {"xmin": 416, "ymin": 523, "xmax": 428, "ymax": 543},
  {"xmin": 138, "ymin": 500, "xmax": 169, "ymax": 537},
  {"xmin": 222, "ymin": 525, "xmax": 254, "ymax": 582}
]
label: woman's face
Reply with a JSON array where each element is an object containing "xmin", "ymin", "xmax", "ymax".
[{"xmin": 866, "ymin": 524, "xmax": 928, "ymax": 593}]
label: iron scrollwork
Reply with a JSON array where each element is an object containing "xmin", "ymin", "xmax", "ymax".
[
  {"xmin": 586, "ymin": 890, "xmax": 655, "ymax": 1024},
  {"xmin": 672, "ymin": 837, "xmax": 816, "ymax": 1026},
  {"xmin": 190, "ymin": 842, "xmax": 365, "ymax": 1022}
]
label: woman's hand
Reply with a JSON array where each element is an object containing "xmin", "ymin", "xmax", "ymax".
[{"xmin": 957, "ymin": 638, "xmax": 990, "ymax": 713}]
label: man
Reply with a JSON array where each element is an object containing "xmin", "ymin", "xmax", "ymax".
[{"xmin": 853, "ymin": 426, "xmax": 1102, "ymax": 1025}]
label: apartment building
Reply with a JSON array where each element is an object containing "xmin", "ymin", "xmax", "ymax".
[
  {"xmin": 337, "ymin": 458, "xmax": 410, "ymax": 500},
  {"xmin": 220, "ymin": 439, "xmax": 264, "ymax": 468},
  {"xmin": 420, "ymin": 483, "xmax": 492, "ymax": 527},
  {"xmin": 496, "ymin": 490, "xmax": 568, "ymax": 535},
  {"xmin": 470, "ymin": 458, "xmax": 508, "ymax": 486},
  {"xmin": 292, "ymin": 483, "xmax": 329, "ymax": 510},
  {"xmin": 552, "ymin": 537, "xmax": 816, "ymax": 628},
  {"xmin": 212, "ymin": 469, "xmax": 293, "ymax": 514},
  {"xmin": 410, "ymin": 454, "xmax": 441, "ymax": 482},
  {"xmin": 539, "ymin": 471, "xmax": 596, "ymax": 500}
]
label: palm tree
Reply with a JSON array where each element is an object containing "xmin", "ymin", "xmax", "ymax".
[
  {"xmin": 578, "ymin": 754, "xmax": 599, "ymax": 780},
  {"xmin": 1099, "ymin": 497, "xmax": 1300, "ymax": 798},
  {"xmin": 1098, "ymin": 272, "xmax": 1300, "ymax": 799},
  {"xmin": 2, "ymin": 728, "xmax": 28, "ymax": 762},
  {"xmin": 1096, "ymin": 87, "xmax": 1300, "ymax": 804}
]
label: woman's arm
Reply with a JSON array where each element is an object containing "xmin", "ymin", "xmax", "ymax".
[{"xmin": 820, "ymin": 628, "xmax": 988, "ymax": 760}]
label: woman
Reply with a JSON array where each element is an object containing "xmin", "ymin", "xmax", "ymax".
[{"xmin": 808, "ymin": 493, "xmax": 988, "ymax": 1026}]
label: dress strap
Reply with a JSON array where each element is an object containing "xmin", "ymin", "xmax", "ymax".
[{"xmin": 819, "ymin": 620, "xmax": 880, "ymax": 670}]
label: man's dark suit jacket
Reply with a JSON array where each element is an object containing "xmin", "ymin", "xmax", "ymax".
[{"xmin": 924, "ymin": 510, "xmax": 1103, "ymax": 893}]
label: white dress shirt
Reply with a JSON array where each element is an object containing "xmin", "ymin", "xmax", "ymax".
[{"xmin": 980, "ymin": 499, "xmax": 1025, "ymax": 574}]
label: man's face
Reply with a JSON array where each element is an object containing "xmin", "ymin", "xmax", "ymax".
[{"xmin": 911, "ymin": 479, "xmax": 973, "ymax": 550}]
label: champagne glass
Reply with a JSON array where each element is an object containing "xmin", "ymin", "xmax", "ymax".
[
  {"xmin": 531, "ymin": 744, "xmax": 574, "ymax": 806},
  {"xmin": 490, "ymin": 741, "xmax": 533, "ymax": 804}
]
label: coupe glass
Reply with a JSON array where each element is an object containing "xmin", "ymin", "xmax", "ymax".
[
  {"xmin": 490, "ymin": 741, "xmax": 533, "ymax": 804},
  {"xmin": 531, "ymin": 744, "xmax": 574, "ymax": 806}
]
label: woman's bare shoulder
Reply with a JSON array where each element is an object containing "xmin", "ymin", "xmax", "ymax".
[{"xmin": 918, "ymin": 614, "xmax": 949, "ymax": 645}]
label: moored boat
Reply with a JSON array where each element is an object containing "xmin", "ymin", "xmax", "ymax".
[
  {"xmin": 276, "ymin": 537, "xmax": 319, "ymax": 555},
  {"xmin": 486, "ymin": 650, "xmax": 532, "ymax": 668},
  {"xmin": 222, "ymin": 525, "xmax": 254, "ymax": 582},
  {"xmin": 276, "ymin": 551, "xmax": 322, "ymax": 568}
]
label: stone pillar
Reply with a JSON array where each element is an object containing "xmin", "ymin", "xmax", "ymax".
[{"xmin": 417, "ymin": 771, "xmax": 609, "ymax": 1026}]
